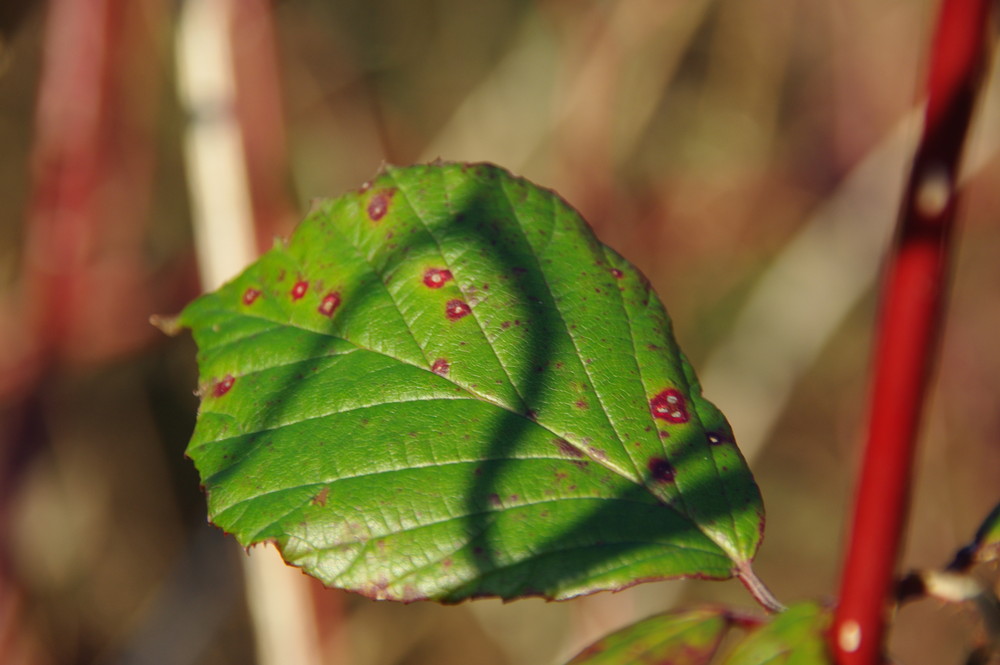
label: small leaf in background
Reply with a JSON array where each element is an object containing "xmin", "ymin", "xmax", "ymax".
[
  {"xmin": 174, "ymin": 162, "xmax": 764, "ymax": 602},
  {"xmin": 719, "ymin": 603, "xmax": 832, "ymax": 665},
  {"xmin": 565, "ymin": 607, "xmax": 731, "ymax": 665},
  {"xmin": 971, "ymin": 501, "xmax": 1000, "ymax": 564}
]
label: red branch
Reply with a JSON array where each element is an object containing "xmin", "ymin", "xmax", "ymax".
[{"xmin": 831, "ymin": 1, "xmax": 992, "ymax": 663}]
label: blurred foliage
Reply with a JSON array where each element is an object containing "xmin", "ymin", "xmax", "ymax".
[{"xmin": 0, "ymin": 0, "xmax": 997, "ymax": 664}]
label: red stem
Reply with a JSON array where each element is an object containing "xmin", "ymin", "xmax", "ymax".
[{"xmin": 831, "ymin": 1, "xmax": 992, "ymax": 663}]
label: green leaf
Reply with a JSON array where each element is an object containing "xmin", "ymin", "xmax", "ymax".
[
  {"xmin": 565, "ymin": 607, "xmax": 731, "ymax": 665},
  {"xmin": 719, "ymin": 603, "xmax": 832, "ymax": 665},
  {"xmin": 971, "ymin": 501, "xmax": 1000, "ymax": 564},
  {"xmin": 176, "ymin": 162, "xmax": 763, "ymax": 602}
]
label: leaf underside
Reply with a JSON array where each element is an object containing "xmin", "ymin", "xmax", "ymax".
[
  {"xmin": 972, "ymin": 501, "xmax": 1000, "ymax": 564},
  {"xmin": 565, "ymin": 607, "xmax": 731, "ymax": 665},
  {"xmin": 719, "ymin": 603, "xmax": 832, "ymax": 665},
  {"xmin": 178, "ymin": 162, "xmax": 763, "ymax": 602}
]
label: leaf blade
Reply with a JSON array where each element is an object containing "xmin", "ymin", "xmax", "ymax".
[
  {"xmin": 565, "ymin": 607, "xmax": 731, "ymax": 665},
  {"xmin": 720, "ymin": 603, "xmax": 832, "ymax": 665},
  {"xmin": 179, "ymin": 162, "xmax": 763, "ymax": 601}
]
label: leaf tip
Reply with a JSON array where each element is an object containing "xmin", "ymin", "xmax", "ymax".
[{"xmin": 150, "ymin": 313, "xmax": 182, "ymax": 336}]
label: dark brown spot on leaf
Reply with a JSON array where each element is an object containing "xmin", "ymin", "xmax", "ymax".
[
  {"xmin": 554, "ymin": 438, "xmax": 584, "ymax": 458},
  {"xmin": 707, "ymin": 432, "xmax": 729, "ymax": 445},
  {"xmin": 648, "ymin": 457, "xmax": 676, "ymax": 483}
]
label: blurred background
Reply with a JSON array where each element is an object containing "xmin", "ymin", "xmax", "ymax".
[{"xmin": 0, "ymin": 0, "xmax": 998, "ymax": 663}]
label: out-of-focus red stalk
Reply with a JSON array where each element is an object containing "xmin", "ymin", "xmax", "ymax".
[
  {"xmin": 832, "ymin": 1, "xmax": 992, "ymax": 663},
  {"xmin": 2, "ymin": 1, "xmax": 160, "ymax": 662},
  {"xmin": 12, "ymin": 0, "xmax": 161, "ymax": 390},
  {"xmin": 230, "ymin": 0, "xmax": 296, "ymax": 245},
  {"xmin": 18, "ymin": 0, "xmax": 122, "ymax": 380}
]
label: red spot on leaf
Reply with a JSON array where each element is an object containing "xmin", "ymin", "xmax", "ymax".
[
  {"xmin": 423, "ymin": 268, "xmax": 453, "ymax": 288},
  {"xmin": 446, "ymin": 299, "xmax": 471, "ymax": 320},
  {"xmin": 611, "ymin": 268, "xmax": 624, "ymax": 279},
  {"xmin": 650, "ymin": 389, "xmax": 689, "ymax": 423},
  {"xmin": 574, "ymin": 399, "xmax": 589, "ymax": 410},
  {"xmin": 318, "ymin": 292, "xmax": 341, "ymax": 317},
  {"xmin": 213, "ymin": 375, "xmax": 235, "ymax": 397},
  {"xmin": 290, "ymin": 280, "xmax": 308, "ymax": 301},
  {"xmin": 431, "ymin": 358, "xmax": 450, "ymax": 375},
  {"xmin": 367, "ymin": 189, "xmax": 394, "ymax": 221},
  {"xmin": 242, "ymin": 288, "xmax": 261, "ymax": 305},
  {"xmin": 648, "ymin": 457, "xmax": 676, "ymax": 483}
]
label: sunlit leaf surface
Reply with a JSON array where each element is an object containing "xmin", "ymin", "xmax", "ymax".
[{"xmin": 177, "ymin": 162, "xmax": 763, "ymax": 601}]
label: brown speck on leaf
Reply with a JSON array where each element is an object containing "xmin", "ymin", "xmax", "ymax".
[
  {"xmin": 311, "ymin": 487, "xmax": 330, "ymax": 506},
  {"xmin": 554, "ymin": 438, "xmax": 584, "ymax": 458}
]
